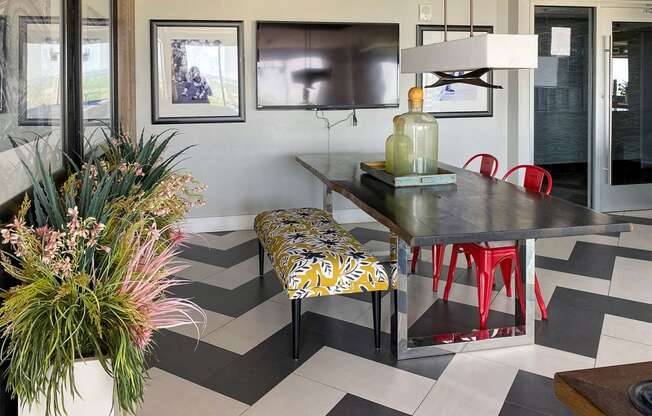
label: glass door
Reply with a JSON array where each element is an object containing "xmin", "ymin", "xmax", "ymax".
[
  {"xmin": 534, "ymin": 7, "xmax": 593, "ymax": 207},
  {"xmin": 596, "ymin": 8, "xmax": 652, "ymax": 212}
]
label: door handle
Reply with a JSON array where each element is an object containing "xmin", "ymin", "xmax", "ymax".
[{"xmin": 604, "ymin": 35, "xmax": 613, "ymax": 185}]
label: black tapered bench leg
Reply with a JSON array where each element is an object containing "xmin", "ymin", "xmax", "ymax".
[
  {"xmin": 292, "ymin": 299, "xmax": 301, "ymax": 360},
  {"xmin": 371, "ymin": 291, "xmax": 381, "ymax": 350},
  {"xmin": 258, "ymin": 240, "xmax": 265, "ymax": 277}
]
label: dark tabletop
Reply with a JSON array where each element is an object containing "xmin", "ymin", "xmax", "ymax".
[
  {"xmin": 554, "ymin": 362, "xmax": 652, "ymax": 415},
  {"xmin": 296, "ymin": 153, "xmax": 633, "ymax": 246}
]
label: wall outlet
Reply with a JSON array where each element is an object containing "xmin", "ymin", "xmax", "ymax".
[{"xmin": 419, "ymin": 4, "xmax": 433, "ymax": 22}]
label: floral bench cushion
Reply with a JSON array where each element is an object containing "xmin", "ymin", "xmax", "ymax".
[{"xmin": 254, "ymin": 208, "xmax": 389, "ymax": 300}]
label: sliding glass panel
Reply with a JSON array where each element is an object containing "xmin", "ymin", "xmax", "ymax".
[
  {"xmin": 534, "ymin": 7, "xmax": 593, "ymax": 206},
  {"xmin": 611, "ymin": 22, "xmax": 652, "ymax": 185},
  {"xmin": 82, "ymin": 0, "xmax": 113, "ymax": 150},
  {"xmin": 0, "ymin": 0, "xmax": 63, "ymax": 206}
]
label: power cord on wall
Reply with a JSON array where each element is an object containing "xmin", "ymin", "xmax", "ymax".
[{"xmin": 315, "ymin": 109, "xmax": 357, "ymax": 156}]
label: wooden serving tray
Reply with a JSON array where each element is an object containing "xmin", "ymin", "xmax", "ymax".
[{"xmin": 360, "ymin": 161, "xmax": 456, "ymax": 187}]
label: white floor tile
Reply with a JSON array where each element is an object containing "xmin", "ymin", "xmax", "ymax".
[
  {"xmin": 596, "ymin": 336, "xmax": 652, "ymax": 367},
  {"xmin": 168, "ymin": 310, "xmax": 233, "ymax": 340},
  {"xmin": 601, "ymin": 314, "xmax": 652, "ymax": 346},
  {"xmin": 175, "ymin": 259, "xmax": 225, "ymax": 282},
  {"xmin": 242, "ymin": 374, "xmax": 344, "ymax": 416},
  {"xmin": 342, "ymin": 222, "xmax": 389, "ymax": 232},
  {"xmin": 464, "ymin": 344, "xmax": 595, "ymax": 379},
  {"xmin": 202, "ymin": 256, "xmax": 272, "ymax": 290},
  {"xmin": 619, "ymin": 224, "xmax": 652, "ymax": 251},
  {"xmin": 363, "ymin": 239, "xmax": 390, "ymax": 254},
  {"xmin": 203, "ymin": 299, "xmax": 290, "ymax": 355},
  {"xmin": 303, "ymin": 295, "xmax": 372, "ymax": 324},
  {"xmin": 535, "ymin": 268, "xmax": 611, "ymax": 305},
  {"xmin": 414, "ymin": 354, "xmax": 517, "ymax": 416},
  {"xmin": 188, "ymin": 230, "xmax": 257, "ymax": 251},
  {"xmin": 609, "ymin": 257, "xmax": 652, "ymax": 304},
  {"xmin": 139, "ymin": 368, "xmax": 248, "ymax": 416},
  {"xmin": 296, "ymin": 347, "xmax": 434, "ymax": 414}
]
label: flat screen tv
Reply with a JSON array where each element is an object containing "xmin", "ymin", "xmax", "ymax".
[{"xmin": 256, "ymin": 22, "xmax": 400, "ymax": 110}]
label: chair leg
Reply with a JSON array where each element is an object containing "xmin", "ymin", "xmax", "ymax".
[
  {"xmin": 292, "ymin": 299, "xmax": 301, "ymax": 360},
  {"xmin": 411, "ymin": 246, "xmax": 421, "ymax": 274},
  {"xmin": 371, "ymin": 291, "xmax": 381, "ymax": 349},
  {"xmin": 432, "ymin": 244, "xmax": 445, "ymax": 292},
  {"xmin": 535, "ymin": 275, "xmax": 548, "ymax": 320},
  {"xmin": 258, "ymin": 240, "xmax": 265, "ymax": 278},
  {"xmin": 499, "ymin": 259, "xmax": 513, "ymax": 297},
  {"xmin": 477, "ymin": 270, "xmax": 491, "ymax": 329},
  {"xmin": 464, "ymin": 251, "xmax": 473, "ymax": 269},
  {"xmin": 443, "ymin": 245, "xmax": 460, "ymax": 301}
]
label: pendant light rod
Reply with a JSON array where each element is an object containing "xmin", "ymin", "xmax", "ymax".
[
  {"xmin": 443, "ymin": 0, "xmax": 448, "ymax": 42},
  {"xmin": 470, "ymin": 0, "xmax": 474, "ymax": 37}
]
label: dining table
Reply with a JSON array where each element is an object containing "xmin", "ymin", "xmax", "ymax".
[{"xmin": 296, "ymin": 153, "xmax": 633, "ymax": 360}]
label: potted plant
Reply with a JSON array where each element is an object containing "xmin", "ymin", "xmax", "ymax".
[{"xmin": 0, "ymin": 130, "xmax": 205, "ymax": 415}]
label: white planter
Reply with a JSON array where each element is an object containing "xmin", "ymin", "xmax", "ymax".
[{"xmin": 19, "ymin": 359, "xmax": 115, "ymax": 416}]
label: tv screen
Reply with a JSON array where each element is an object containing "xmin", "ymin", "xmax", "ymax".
[{"xmin": 256, "ymin": 22, "xmax": 400, "ymax": 110}]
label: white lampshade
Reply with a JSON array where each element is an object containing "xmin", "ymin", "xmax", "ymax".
[{"xmin": 401, "ymin": 34, "xmax": 539, "ymax": 74}]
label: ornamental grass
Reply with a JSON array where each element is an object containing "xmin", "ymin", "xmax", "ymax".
[{"xmin": 0, "ymin": 130, "xmax": 205, "ymax": 415}]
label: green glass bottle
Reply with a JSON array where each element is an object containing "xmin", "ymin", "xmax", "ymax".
[
  {"xmin": 394, "ymin": 87, "xmax": 439, "ymax": 175},
  {"xmin": 392, "ymin": 117, "xmax": 413, "ymax": 176},
  {"xmin": 384, "ymin": 116, "xmax": 402, "ymax": 174}
]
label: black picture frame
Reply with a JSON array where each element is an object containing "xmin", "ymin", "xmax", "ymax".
[
  {"xmin": 18, "ymin": 15, "xmax": 113, "ymax": 127},
  {"xmin": 150, "ymin": 20, "xmax": 245, "ymax": 124},
  {"xmin": 416, "ymin": 25, "xmax": 494, "ymax": 119},
  {"xmin": 0, "ymin": 16, "xmax": 6, "ymax": 114}
]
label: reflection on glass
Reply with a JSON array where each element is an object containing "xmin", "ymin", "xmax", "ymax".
[
  {"xmin": 20, "ymin": 15, "xmax": 112, "ymax": 127},
  {"xmin": 0, "ymin": 0, "xmax": 63, "ymax": 206},
  {"xmin": 611, "ymin": 22, "xmax": 652, "ymax": 185},
  {"xmin": 534, "ymin": 7, "xmax": 592, "ymax": 206}
]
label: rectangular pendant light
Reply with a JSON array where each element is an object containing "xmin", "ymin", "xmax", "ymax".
[{"xmin": 401, "ymin": 33, "xmax": 539, "ymax": 74}]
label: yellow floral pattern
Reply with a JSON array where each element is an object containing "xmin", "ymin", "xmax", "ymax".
[{"xmin": 254, "ymin": 208, "xmax": 389, "ymax": 300}]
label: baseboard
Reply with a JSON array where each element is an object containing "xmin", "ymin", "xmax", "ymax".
[{"xmin": 181, "ymin": 208, "xmax": 375, "ymax": 233}]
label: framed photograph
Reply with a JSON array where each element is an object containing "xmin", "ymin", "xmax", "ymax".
[
  {"xmin": 150, "ymin": 20, "xmax": 245, "ymax": 124},
  {"xmin": 416, "ymin": 25, "xmax": 494, "ymax": 118},
  {"xmin": 0, "ymin": 16, "xmax": 6, "ymax": 114},
  {"xmin": 19, "ymin": 16, "xmax": 112, "ymax": 126}
]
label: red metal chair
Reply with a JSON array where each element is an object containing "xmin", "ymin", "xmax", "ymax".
[
  {"xmin": 410, "ymin": 153, "xmax": 500, "ymax": 292},
  {"xmin": 442, "ymin": 164, "xmax": 551, "ymax": 328}
]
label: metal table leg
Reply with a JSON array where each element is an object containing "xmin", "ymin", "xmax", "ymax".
[{"xmin": 391, "ymin": 236, "xmax": 536, "ymax": 360}]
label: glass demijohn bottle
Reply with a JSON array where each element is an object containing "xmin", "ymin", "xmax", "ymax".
[
  {"xmin": 393, "ymin": 87, "xmax": 439, "ymax": 176},
  {"xmin": 385, "ymin": 116, "xmax": 402, "ymax": 174}
]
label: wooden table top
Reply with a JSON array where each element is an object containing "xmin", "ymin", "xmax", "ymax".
[
  {"xmin": 554, "ymin": 362, "xmax": 652, "ymax": 416},
  {"xmin": 296, "ymin": 153, "xmax": 633, "ymax": 246}
]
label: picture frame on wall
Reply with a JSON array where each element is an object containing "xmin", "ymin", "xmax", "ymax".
[
  {"xmin": 18, "ymin": 16, "xmax": 112, "ymax": 126},
  {"xmin": 150, "ymin": 20, "xmax": 245, "ymax": 124},
  {"xmin": 416, "ymin": 25, "xmax": 494, "ymax": 118},
  {"xmin": 0, "ymin": 16, "xmax": 7, "ymax": 114}
]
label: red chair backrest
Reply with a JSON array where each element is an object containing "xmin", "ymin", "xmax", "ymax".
[
  {"xmin": 502, "ymin": 164, "xmax": 553, "ymax": 195},
  {"xmin": 463, "ymin": 153, "xmax": 499, "ymax": 178}
]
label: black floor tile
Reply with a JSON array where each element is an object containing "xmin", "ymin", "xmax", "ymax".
[
  {"xmin": 169, "ymin": 271, "xmax": 283, "ymax": 317},
  {"xmin": 327, "ymin": 394, "xmax": 410, "ymax": 416},
  {"xmin": 504, "ymin": 371, "xmax": 573, "ymax": 416},
  {"xmin": 536, "ymin": 241, "xmax": 652, "ymax": 280},
  {"xmin": 500, "ymin": 402, "xmax": 550, "ymax": 416},
  {"xmin": 408, "ymin": 299, "xmax": 516, "ymax": 339},
  {"xmin": 179, "ymin": 238, "xmax": 259, "ymax": 268},
  {"xmin": 148, "ymin": 330, "xmax": 239, "ymax": 387},
  {"xmin": 536, "ymin": 287, "xmax": 652, "ymax": 357}
]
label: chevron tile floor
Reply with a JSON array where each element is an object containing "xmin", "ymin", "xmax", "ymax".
[{"xmin": 140, "ymin": 211, "xmax": 652, "ymax": 416}]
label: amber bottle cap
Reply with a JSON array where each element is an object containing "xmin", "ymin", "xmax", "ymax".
[{"xmin": 408, "ymin": 87, "xmax": 424, "ymax": 102}]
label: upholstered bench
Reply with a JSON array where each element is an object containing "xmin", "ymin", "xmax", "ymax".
[{"xmin": 254, "ymin": 208, "xmax": 389, "ymax": 359}]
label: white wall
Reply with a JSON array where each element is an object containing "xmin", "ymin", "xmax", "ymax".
[{"xmin": 134, "ymin": 0, "xmax": 512, "ymax": 229}]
